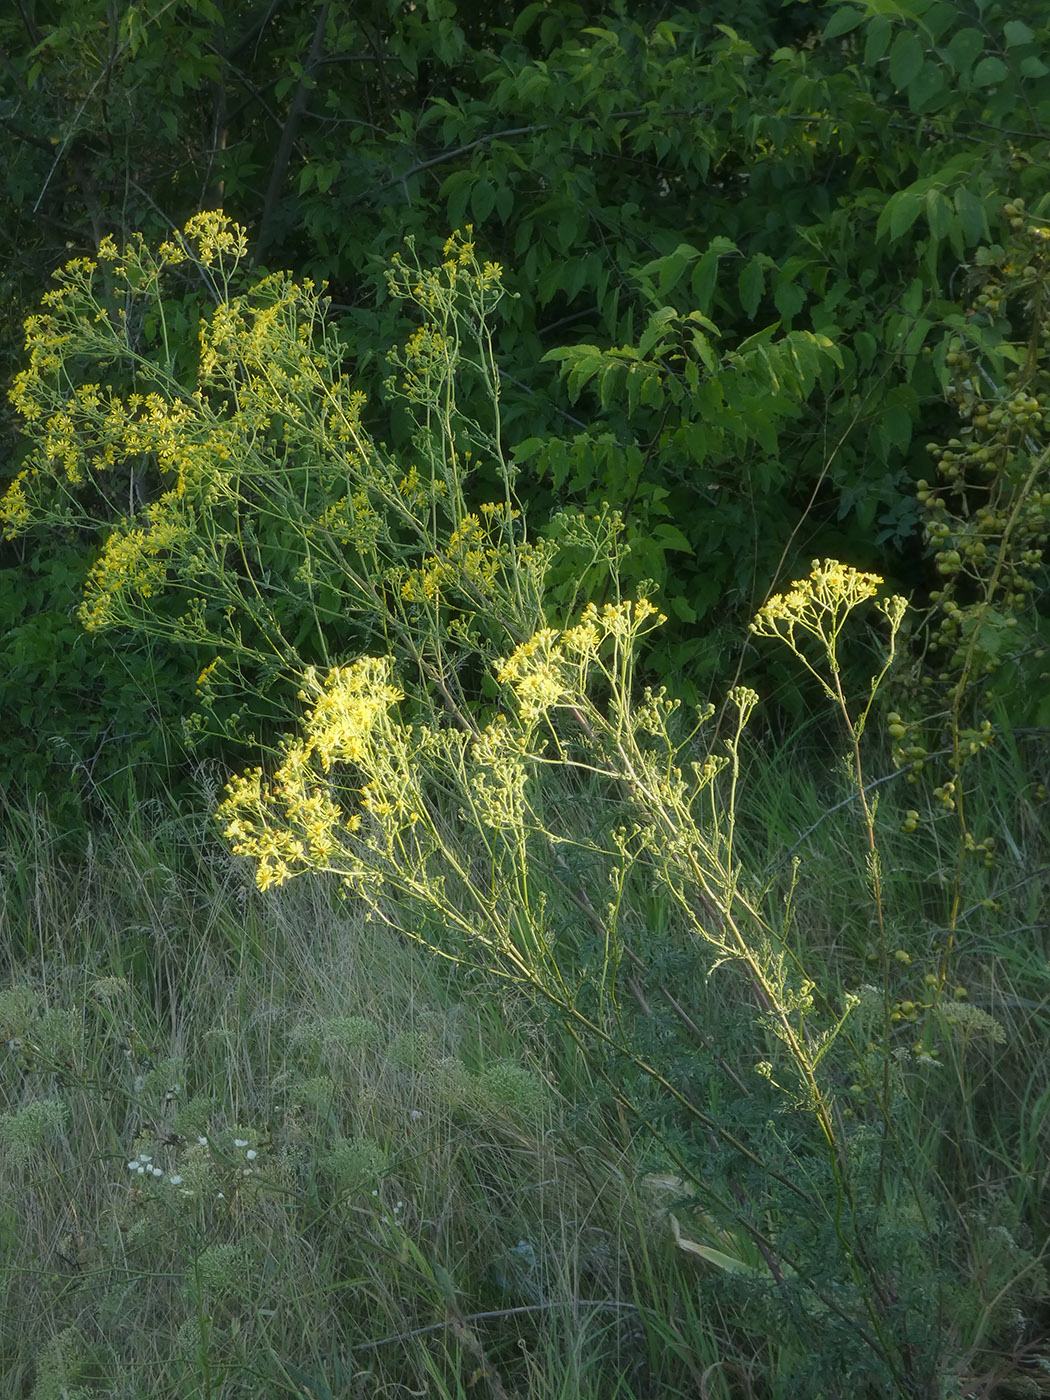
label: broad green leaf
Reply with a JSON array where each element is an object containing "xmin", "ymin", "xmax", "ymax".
[
  {"xmin": 690, "ymin": 330, "xmax": 718, "ymax": 374},
  {"xmin": 904, "ymin": 317, "xmax": 933, "ymax": 357},
  {"xmin": 954, "ymin": 188, "xmax": 987, "ymax": 244},
  {"xmin": 823, "ymin": 5, "xmax": 865, "ymax": 39},
  {"xmin": 923, "ymin": 2, "xmax": 958, "ymax": 43},
  {"xmin": 864, "ymin": 14, "xmax": 892, "ymax": 64},
  {"xmin": 689, "ymin": 238, "xmax": 736, "ymax": 313},
  {"xmin": 854, "ymin": 330, "xmax": 878, "ymax": 369},
  {"xmin": 511, "ymin": 437, "xmax": 544, "ymax": 464},
  {"xmin": 638, "ymin": 306, "xmax": 678, "ymax": 358},
  {"xmin": 495, "ymin": 182, "xmax": 515, "ymax": 221},
  {"xmin": 1020, "ymin": 55, "xmax": 1049, "ymax": 77},
  {"xmin": 902, "ymin": 277, "xmax": 924, "ymax": 315},
  {"xmin": 877, "ymin": 189, "xmax": 923, "ymax": 242},
  {"xmin": 599, "ymin": 361, "xmax": 627, "ymax": 412},
  {"xmin": 738, "ymin": 258, "xmax": 765, "ymax": 318},
  {"xmin": 944, "ymin": 26, "xmax": 984, "ymax": 74},
  {"xmin": 889, "ymin": 31, "xmax": 924, "ymax": 88},
  {"xmin": 883, "ymin": 402, "xmax": 912, "ymax": 451},
  {"xmin": 773, "ymin": 279, "xmax": 806, "ymax": 322},
  {"xmin": 653, "ymin": 523, "xmax": 693, "ymax": 553},
  {"xmin": 972, "ymin": 55, "xmax": 1008, "ymax": 85},
  {"xmin": 641, "ymin": 366, "xmax": 666, "ymax": 408},
  {"xmin": 924, "ymin": 188, "xmax": 953, "ymax": 241},
  {"xmin": 441, "ymin": 169, "xmax": 474, "ymax": 229},
  {"xmin": 638, "ymin": 243, "xmax": 700, "ymax": 299},
  {"xmin": 908, "ymin": 59, "xmax": 948, "ymax": 111},
  {"xmin": 1003, "ymin": 20, "xmax": 1034, "ymax": 47}
]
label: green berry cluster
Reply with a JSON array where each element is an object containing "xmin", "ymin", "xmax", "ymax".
[
  {"xmin": 887, "ymin": 202, "xmax": 1049, "ymax": 906},
  {"xmin": 885, "ymin": 710, "xmax": 928, "ymax": 779},
  {"xmin": 916, "ymin": 199, "xmax": 1050, "ymax": 689}
]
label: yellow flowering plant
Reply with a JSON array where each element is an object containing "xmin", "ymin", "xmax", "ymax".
[
  {"xmin": 2, "ymin": 214, "xmax": 551, "ymax": 747},
  {"xmin": 5, "ymin": 212, "xmax": 975, "ymax": 1389},
  {"xmin": 214, "ymin": 556, "xmax": 929, "ymax": 1388}
]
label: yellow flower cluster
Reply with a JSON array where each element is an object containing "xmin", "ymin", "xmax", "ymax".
[
  {"xmin": 0, "ymin": 471, "xmax": 33, "ymax": 538},
  {"xmin": 79, "ymin": 491, "xmax": 194, "ymax": 631},
  {"xmin": 750, "ymin": 558, "xmax": 908, "ymax": 674},
  {"xmin": 399, "ymin": 502, "xmax": 524, "ymax": 606},
  {"xmin": 395, "ymin": 324, "xmax": 459, "ymax": 401},
  {"xmin": 470, "ymin": 715, "xmax": 531, "ymax": 829},
  {"xmin": 496, "ymin": 599, "xmax": 664, "ymax": 721},
  {"xmin": 749, "ymin": 559, "xmax": 908, "ymax": 711},
  {"xmin": 751, "ymin": 559, "xmax": 885, "ymax": 636},
  {"xmin": 217, "ymin": 656, "xmax": 404, "ymax": 889},
  {"xmin": 396, "ymin": 463, "xmax": 446, "ymax": 508},
  {"xmin": 386, "ymin": 228, "xmax": 504, "ymax": 322},
  {"xmin": 179, "ymin": 211, "xmax": 249, "ymax": 268},
  {"xmin": 298, "ymin": 657, "xmax": 405, "ymax": 770}
]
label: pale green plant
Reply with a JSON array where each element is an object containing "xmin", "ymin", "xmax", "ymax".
[{"xmin": 0, "ymin": 1095, "xmax": 70, "ymax": 1169}]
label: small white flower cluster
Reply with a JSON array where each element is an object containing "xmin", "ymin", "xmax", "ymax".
[
  {"xmin": 196, "ymin": 1133, "xmax": 257, "ymax": 1162},
  {"xmin": 126, "ymin": 1151, "xmax": 184, "ymax": 1188},
  {"xmin": 376, "ymin": 1195, "xmax": 405, "ymax": 1228},
  {"xmin": 123, "ymin": 1132, "xmax": 262, "ymax": 1202}
]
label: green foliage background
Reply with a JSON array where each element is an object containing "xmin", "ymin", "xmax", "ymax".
[{"xmin": 2, "ymin": 0, "xmax": 1049, "ymax": 815}]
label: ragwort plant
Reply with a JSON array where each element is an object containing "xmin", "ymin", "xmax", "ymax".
[
  {"xmin": 214, "ymin": 551, "xmax": 952, "ymax": 1394},
  {"xmin": 1, "ymin": 212, "xmax": 552, "ymax": 750},
  {"xmin": 7, "ymin": 217, "xmax": 1041, "ymax": 1395}
]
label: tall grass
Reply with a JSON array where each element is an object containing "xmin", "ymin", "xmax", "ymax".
[{"xmin": 2, "ymin": 703, "xmax": 1048, "ymax": 1398}]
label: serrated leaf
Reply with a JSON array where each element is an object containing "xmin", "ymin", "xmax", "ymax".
[
  {"xmin": 599, "ymin": 361, "xmax": 625, "ymax": 412},
  {"xmin": 773, "ymin": 279, "xmax": 806, "ymax": 322},
  {"xmin": 954, "ymin": 187, "xmax": 987, "ymax": 244},
  {"xmin": 738, "ymin": 259, "xmax": 765, "ymax": 318},
  {"xmin": 638, "ymin": 306, "xmax": 678, "ymax": 358},
  {"xmin": 567, "ymin": 355, "xmax": 603, "ymax": 402},
  {"xmin": 511, "ymin": 437, "xmax": 544, "ymax": 464},
  {"xmin": 690, "ymin": 329, "xmax": 717, "ymax": 373}
]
